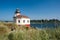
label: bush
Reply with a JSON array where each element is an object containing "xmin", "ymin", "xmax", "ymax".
[
  {"xmin": 0, "ymin": 22, "xmax": 60, "ymax": 40},
  {"xmin": 8, "ymin": 27, "xmax": 60, "ymax": 40},
  {"xmin": 0, "ymin": 26, "xmax": 9, "ymax": 40}
]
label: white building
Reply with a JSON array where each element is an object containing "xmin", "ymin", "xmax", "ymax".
[{"xmin": 13, "ymin": 8, "xmax": 30, "ymax": 27}]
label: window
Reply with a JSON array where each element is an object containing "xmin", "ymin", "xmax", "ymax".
[
  {"xmin": 27, "ymin": 20, "xmax": 29, "ymax": 23},
  {"xmin": 23, "ymin": 20, "xmax": 25, "ymax": 23},
  {"xmin": 18, "ymin": 20, "xmax": 20, "ymax": 23}
]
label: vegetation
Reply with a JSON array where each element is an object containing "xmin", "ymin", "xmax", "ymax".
[
  {"xmin": 0, "ymin": 22, "xmax": 60, "ymax": 40},
  {"xmin": 31, "ymin": 19, "xmax": 60, "ymax": 24}
]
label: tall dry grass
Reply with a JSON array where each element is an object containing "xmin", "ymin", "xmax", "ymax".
[{"xmin": 0, "ymin": 22, "xmax": 60, "ymax": 40}]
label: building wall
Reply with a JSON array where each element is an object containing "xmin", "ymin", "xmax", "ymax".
[{"xmin": 16, "ymin": 18, "xmax": 30, "ymax": 25}]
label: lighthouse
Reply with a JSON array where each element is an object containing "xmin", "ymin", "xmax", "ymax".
[{"xmin": 13, "ymin": 8, "xmax": 30, "ymax": 27}]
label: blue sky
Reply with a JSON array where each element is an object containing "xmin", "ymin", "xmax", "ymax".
[{"xmin": 0, "ymin": 0, "xmax": 60, "ymax": 21}]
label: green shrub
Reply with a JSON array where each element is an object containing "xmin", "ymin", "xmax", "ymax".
[{"xmin": 7, "ymin": 27, "xmax": 60, "ymax": 40}]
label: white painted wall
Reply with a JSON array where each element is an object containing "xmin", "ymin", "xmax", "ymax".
[{"xmin": 16, "ymin": 18, "xmax": 30, "ymax": 25}]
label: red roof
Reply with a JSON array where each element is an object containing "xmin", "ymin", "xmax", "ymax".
[{"xmin": 15, "ymin": 15, "xmax": 29, "ymax": 18}]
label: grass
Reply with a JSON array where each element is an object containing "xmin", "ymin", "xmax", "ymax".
[{"xmin": 0, "ymin": 22, "xmax": 60, "ymax": 40}]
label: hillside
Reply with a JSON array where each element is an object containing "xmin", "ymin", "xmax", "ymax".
[{"xmin": 0, "ymin": 22, "xmax": 60, "ymax": 40}]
